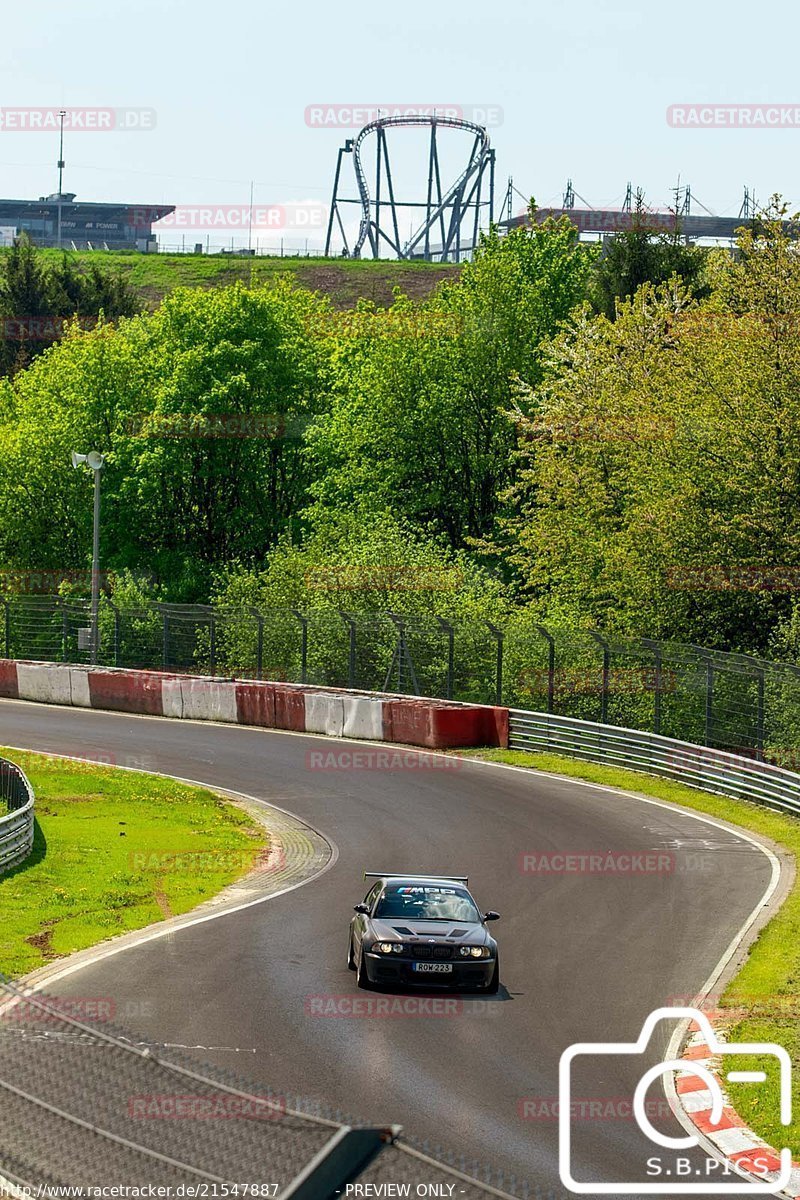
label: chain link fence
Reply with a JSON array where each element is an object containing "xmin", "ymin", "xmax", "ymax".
[{"xmin": 2, "ymin": 595, "xmax": 799, "ymax": 768}]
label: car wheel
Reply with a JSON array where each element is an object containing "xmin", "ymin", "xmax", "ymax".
[
  {"xmin": 356, "ymin": 946, "xmax": 372, "ymax": 990},
  {"xmin": 347, "ymin": 934, "xmax": 356, "ymax": 971},
  {"xmin": 485, "ymin": 958, "xmax": 500, "ymax": 994}
]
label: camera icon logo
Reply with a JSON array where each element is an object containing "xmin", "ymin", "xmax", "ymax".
[{"xmin": 559, "ymin": 1006, "xmax": 792, "ymax": 1193}]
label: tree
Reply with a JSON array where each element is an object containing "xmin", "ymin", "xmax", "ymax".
[
  {"xmin": 588, "ymin": 207, "xmax": 709, "ymax": 319},
  {"xmin": 503, "ymin": 201, "xmax": 800, "ymax": 653},
  {"xmin": 0, "ymin": 238, "xmax": 140, "ymax": 377},
  {"xmin": 0, "ymin": 281, "xmax": 332, "ymax": 599},
  {"xmin": 305, "ymin": 210, "xmax": 596, "ymax": 554}
]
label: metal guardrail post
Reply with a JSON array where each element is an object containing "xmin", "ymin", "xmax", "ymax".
[
  {"xmin": 293, "ymin": 610, "xmax": 308, "ymax": 684},
  {"xmin": 486, "ymin": 621, "xmax": 504, "ymax": 706},
  {"xmin": 435, "ymin": 616, "xmax": 454, "ymax": 700},
  {"xmin": 588, "ymin": 631, "xmax": 610, "ymax": 725},
  {"xmin": 534, "ymin": 624, "xmax": 556, "ymax": 713}
]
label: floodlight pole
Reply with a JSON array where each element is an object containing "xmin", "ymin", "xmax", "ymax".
[{"xmin": 57, "ymin": 109, "xmax": 66, "ymax": 250}]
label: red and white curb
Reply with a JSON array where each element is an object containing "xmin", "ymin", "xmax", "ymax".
[{"xmin": 676, "ymin": 1019, "xmax": 800, "ymax": 1195}]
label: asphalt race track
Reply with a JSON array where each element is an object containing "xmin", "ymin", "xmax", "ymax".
[{"xmin": 0, "ymin": 700, "xmax": 779, "ymax": 1197}]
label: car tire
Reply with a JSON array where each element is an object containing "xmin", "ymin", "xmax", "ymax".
[
  {"xmin": 356, "ymin": 946, "xmax": 372, "ymax": 990},
  {"xmin": 347, "ymin": 935, "xmax": 356, "ymax": 971},
  {"xmin": 485, "ymin": 958, "xmax": 500, "ymax": 994}
]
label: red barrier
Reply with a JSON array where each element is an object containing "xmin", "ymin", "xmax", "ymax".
[
  {"xmin": 87, "ymin": 669, "xmax": 165, "ymax": 716},
  {"xmin": 235, "ymin": 682, "xmax": 276, "ymax": 728},
  {"xmin": 383, "ymin": 699, "xmax": 507, "ymax": 749},
  {"xmin": 273, "ymin": 687, "xmax": 306, "ymax": 732},
  {"xmin": 0, "ymin": 660, "xmax": 19, "ymax": 700}
]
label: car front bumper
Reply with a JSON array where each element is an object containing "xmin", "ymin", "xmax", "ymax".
[{"xmin": 364, "ymin": 952, "xmax": 495, "ymax": 988}]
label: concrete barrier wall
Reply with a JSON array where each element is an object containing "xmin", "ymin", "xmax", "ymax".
[{"xmin": 0, "ymin": 660, "xmax": 508, "ymax": 751}]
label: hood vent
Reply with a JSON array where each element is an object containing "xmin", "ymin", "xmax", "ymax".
[{"xmin": 449, "ymin": 929, "xmax": 468, "ymax": 937}]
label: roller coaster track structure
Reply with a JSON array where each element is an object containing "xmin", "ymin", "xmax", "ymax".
[{"xmin": 324, "ymin": 115, "xmax": 495, "ymax": 262}]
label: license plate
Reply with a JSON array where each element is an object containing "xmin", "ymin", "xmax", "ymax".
[{"xmin": 412, "ymin": 962, "xmax": 452, "ymax": 973}]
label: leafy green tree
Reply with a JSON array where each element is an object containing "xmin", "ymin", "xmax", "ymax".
[
  {"xmin": 504, "ymin": 201, "xmax": 800, "ymax": 653},
  {"xmin": 588, "ymin": 208, "xmax": 709, "ymax": 319},
  {"xmin": 0, "ymin": 238, "xmax": 139, "ymax": 377},
  {"xmin": 0, "ymin": 281, "xmax": 331, "ymax": 598},
  {"xmin": 306, "ymin": 211, "xmax": 596, "ymax": 552}
]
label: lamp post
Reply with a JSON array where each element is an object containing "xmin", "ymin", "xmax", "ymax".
[
  {"xmin": 71, "ymin": 450, "xmax": 105, "ymax": 664},
  {"xmin": 57, "ymin": 109, "xmax": 66, "ymax": 250}
]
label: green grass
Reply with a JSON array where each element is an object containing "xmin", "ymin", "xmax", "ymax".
[
  {"xmin": 0, "ymin": 749, "xmax": 265, "ymax": 979},
  {"xmin": 462, "ymin": 748, "xmax": 800, "ymax": 1154},
  {"xmin": 0, "ymin": 248, "xmax": 460, "ymax": 310}
]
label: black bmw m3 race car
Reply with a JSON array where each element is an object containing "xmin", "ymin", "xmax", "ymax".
[{"xmin": 348, "ymin": 873, "xmax": 500, "ymax": 992}]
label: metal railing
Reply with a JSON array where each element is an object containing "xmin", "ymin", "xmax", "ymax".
[
  {"xmin": 509, "ymin": 710, "xmax": 800, "ymax": 817},
  {"xmin": 4, "ymin": 595, "xmax": 800, "ymax": 772},
  {"xmin": 0, "ymin": 758, "xmax": 34, "ymax": 875}
]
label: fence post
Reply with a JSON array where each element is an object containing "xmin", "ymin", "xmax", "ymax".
[
  {"xmin": 162, "ymin": 610, "xmax": 169, "ymax": 671},
  {"xmin": 755, "ymin": 667, "xmax": 765, "ymax": 761},
  {"xmin": 250, "ymin": 609, "xmax": 264, "ymax": 680},
  {"xmin": 1, "ymin": 599, "xmax": 8, "ymax": 659},
  {"xmin": 486, "ymin": 622, "xmax": 504, "ymax": 706},
  {"xmin": 705, "ymin": 659, "xmax": 714, "ymax": 746},
  {"xmin": 60, "ymin": 599, "xmax": 68, "ymax": 663},
  {"xmin": 292, "ymin": 610, "xmax": 308, "ymax": 685},
  {"xmin": 534, "ymin": 625, "xmax": 556, "ymax": 713},
  {"xmin": 340, "ymin": 612, "xmax": 356, "ymax": 689},
  {"xmin": 106, "ymin": 600, "xmax": 121, "ymax": 668},
  {"xmin": 209, "ymin": 611, "xmax": 217, "ymax": 676},
  {"xmin": 642, "ymin": 639, "xmax": 663, "ymax": 735},
  {"xmin": 435, "ymin": 616, "xmax": 454, "ymax": 700},
  {"xmin": 588, "ymin": 631, "xmax": 610, "ymax": 725}
]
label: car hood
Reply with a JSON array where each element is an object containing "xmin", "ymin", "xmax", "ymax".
[{"xmin": 368, "ymin": 919, "xmax": 491, "ymax": 946}]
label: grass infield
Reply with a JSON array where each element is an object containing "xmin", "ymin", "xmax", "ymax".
[
  {"xmin": 0, "ymin": 749, "xmax": 265, "ymax": 979},
  {"xmin": 462, "ymin": 748, "xmax": 800, "ymax": 1154}
]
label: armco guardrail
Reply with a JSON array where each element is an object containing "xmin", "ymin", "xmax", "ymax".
[
  {"xmin": 0, "ymin": 757, "xmax": 34, "ymax": 874},
  {"xmin": 509, "ymin": 709, "xmax": 800, "ymax": 817}
]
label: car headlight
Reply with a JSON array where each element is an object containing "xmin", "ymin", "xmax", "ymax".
[
  {"xmin": 377, "ymin": 942, "xmax": 395, "ymax": 955},
  {"xmin": 460, "ymin": 946, "xmax": 490, "ymax": 958}
]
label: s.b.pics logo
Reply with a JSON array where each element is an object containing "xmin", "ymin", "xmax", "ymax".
[{"xmin": 559, "ymin": 1007, "xmax": 792, "ymax": 1193}]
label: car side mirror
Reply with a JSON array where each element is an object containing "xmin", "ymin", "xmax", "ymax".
[
  {"xmin": 353, "ymin": 904, "xmax": 370, "ymax": 915},
  {"xmin": 483, "ymin": 911, "xmax": 500, "ymax": 922}
]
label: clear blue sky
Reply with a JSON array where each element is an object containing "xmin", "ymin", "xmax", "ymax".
[{"xmin": 1, "ymin": 0, "xmax": 796, "ymax": 249}]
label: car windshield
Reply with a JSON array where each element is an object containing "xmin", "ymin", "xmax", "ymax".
[{"xmin": 374, "ymin": 884, "xmax": 481, "ymax": 923}]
